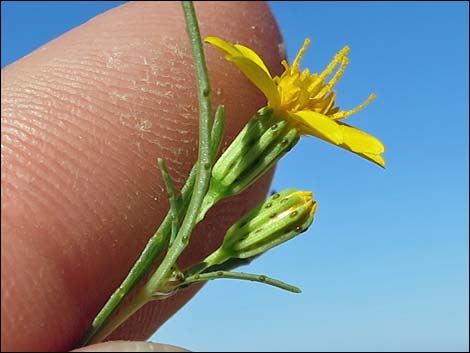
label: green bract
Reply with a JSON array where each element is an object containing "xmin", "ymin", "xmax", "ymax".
[{"xmin": 198, "ymin": 108, "xmax": 300, "ymax": 219}]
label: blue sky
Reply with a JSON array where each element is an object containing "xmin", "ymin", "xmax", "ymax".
[{"xmin": 2, "ymin": 1, "xmax": 469, "ymax": 352}]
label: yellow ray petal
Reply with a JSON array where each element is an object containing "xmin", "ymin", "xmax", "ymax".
[
  {"xmin": 206, "ymin": 36, "xmax": 279, "ymax": 105},
  {"xmin": 234, "ymin": 44, "xmax": 272, "ymax": 78},
  {"xmin": 291, "ymin": 111, "xmax": 386, "ymax": 167},
  {"xmin": 361, "ymin": 153, "xmax": 386, "ymax": 168},
  {"xmin": 338, "ymin": 122, "xmax": 385, "ymax": 154},
  {"xmin": 205, "ymin": 36, "xmax": 241, "ymax": 58},
  {"xmin": 230, "ymin": 56, "xmax": 280, "ymax": 106},
  {"xmin": 338, "ymin": 122, "xmax": 386, "ymax": 167},
  {"xmin": 205, "ymin": 36, "xmax": 272, "ymax": 78},
  {"xmin": 289, "ymin": 110, "xmax": 343, "ymax": 145}
]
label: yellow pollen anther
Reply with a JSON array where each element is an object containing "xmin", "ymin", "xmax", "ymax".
[
  {"xmin": 281, "ymin": 59, "xmax": 289, "ymax": 71},
  {"xmin": 300, "ymin": 68, "xmax": 310, "ymax": 81},
  {"xmin": 292, "ymin": 38, "xmax": 311, "ymax": 69},
  {"xmin": 309, "ymin": 46, "xmax": 350, "ymax": 92},
  {"xmin": 315, "ymin": 56, "xmax": 349, "ymax": 99},
  {"xmin": 321, "ymin": 91, "xmax": 337, "ymax": 114},
  {"xmin": 331, "ymin": 93, "xmax": 377, "ymax": 120}
]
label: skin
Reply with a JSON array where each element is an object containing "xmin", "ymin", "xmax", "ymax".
[{"xmin": 1, "ymin": 1, "xmax": 284, "ymax": 352}]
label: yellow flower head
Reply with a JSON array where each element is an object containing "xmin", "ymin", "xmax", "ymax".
[{"xmin": 205, "ymin": 36, "xmax": 385, "ymax": 167}]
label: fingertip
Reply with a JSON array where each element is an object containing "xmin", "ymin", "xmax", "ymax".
[{"xmin": 2, "ymin": 2, "xmax": 282, "ymax": 351}]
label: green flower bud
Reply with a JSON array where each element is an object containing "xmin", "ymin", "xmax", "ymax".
[
  {"xmin": 203, "ymin": 189, "xmax": 317, "ymax": 267},
  {"xmin": 199, "ymin": 107, "xmax": 300, "ymax": 219}
]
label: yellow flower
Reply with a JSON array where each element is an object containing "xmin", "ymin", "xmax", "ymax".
[{"xmin": 205, "ymin": 36, "xmax": 385, "ymax": 167}]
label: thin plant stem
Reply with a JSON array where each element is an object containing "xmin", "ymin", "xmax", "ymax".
[
  {"xmin": 79, "ymin": 185, "xmax": 190, "ymax": 346},
  {"xmin": 82, "ymin": 1, "xmax": 214, "ymax": 344},
  {"xmin": 80, "ymin": 104, "xmax": 225, "ymax": 346},
  {"xmin": 84, "ymin": 287, "xmax": 150, "ymax": 344},
  {"xmin": 182, "ymin": 271, "xmax": 301, "ymax": 293},
  {"xmin": 142, "ymin": 0, "xmax": 213, "ymax": 295}
]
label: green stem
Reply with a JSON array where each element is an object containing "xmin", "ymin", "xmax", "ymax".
[
  {"xmin": 182, "ymin": 271, "xmax": 301, "ymax": 293},
  {"xmin": 79, "ymin": 171, "xmax": 195, "ymax": 346},
  {"xmin": 86, "ymin": 288, "xmax": 149, "ymax": 344},
  {"xmin": 80, "ymin": 104, "xmax": 224, "ymax": 346},
  {"xmin": 144, "ymin": 0, "xmax": 213, "ymax": 293},
  {"xmin": 82, "ymin": 1, "xmax": 214, "ymax": 344}
]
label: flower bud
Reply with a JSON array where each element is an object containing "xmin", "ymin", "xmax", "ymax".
[
  {"xmin": 198, "ymin": 107, "xmax": 300, "ymax": 220},
  {"xmin": 203, "ymin": 189, "xmax": 317, "ymax": 267}
]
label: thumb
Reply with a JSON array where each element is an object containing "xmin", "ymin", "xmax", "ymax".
[
  {"xmin": 72, "ymin": 340, "xmax": 189, "ymax": 352},
  {"xmin": 1, "ymin": 1, "xmax": 283, "ymax": 352}
]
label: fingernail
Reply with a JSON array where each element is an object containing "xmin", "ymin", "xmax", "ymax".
[{"xmin": 72, "ymin": 340, "xmax": 190, "ymax": 352}]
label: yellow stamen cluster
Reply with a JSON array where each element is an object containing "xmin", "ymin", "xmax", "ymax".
[{"xmin": 274, "ymin": 39, "xmax": 375, "ymax": 120}]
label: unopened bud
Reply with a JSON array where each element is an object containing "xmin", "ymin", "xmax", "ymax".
[{"xmin": 203, "ymin": 189, "xmax": 317, "ymax": 267}]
